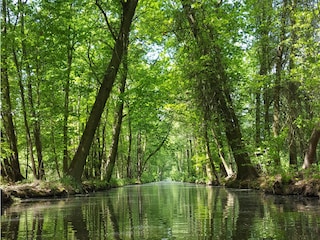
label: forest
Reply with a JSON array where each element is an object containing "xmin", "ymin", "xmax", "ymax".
[{"xmin": 1, "ymin": 0, "xmax": 320, "ymax": 191}]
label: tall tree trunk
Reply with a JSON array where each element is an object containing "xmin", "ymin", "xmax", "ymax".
[
  {"xmin": 14, "ymin": 0, "xmax": 45, "ymax": 180},
  {"xmin": 255, "ymin": 91, "xmax": 261, "ymax": 146},
  {"xmin": 263, "ymin": 90, "xmax": 271, "ymax": 138},
  {"xmin": 287, "ymin": 0, "xmax": 298, "ymax": 165},
  {"xmin": 182, "ymin": 0, "xmax": 258, "ymax": 180},
  {"xmin": 136, "ymin": 131, "xmax": 143, "ymax": 183},
  {"xmin": 126, "ymin": 108, "xmax": 133, "ymax": 179},
  {"xmin": 272, "ymin": 0, "xmax": 288, "ymax": 166},
  {"xmin": 302, "ymin": 123, "xmax": 320, "ymax": 169},
  {"xmin": 12, "ymin": 33, "xmax": 37, "ymax": 180},
  {"xmin": 203, "ymin": 120, "xmax": 220, "ymax": 184},
  {"xmin": 255, "ymin": 0, "xmax": 272, "ymax": 144},
  {"xmin": 287, "ymin": 75, "xmax": 298, "ymax": 166},
  {"xmin": 28, "ymin": 85, "xmax": 45, "ymax": 179},
  {"xmin": 256, "ymin": 8, "xmax": 271, "ymax": 146},
  {"xmin": 50, "ymin": 122, "xmax": 61, "ymax": 178},
  {"xmin": 218, "ymin": 88, "xmax": 258, "ymax": 180},
  {"xmin": 105, "ymin": 39, "xmax": 128, "ymax": 183},
  {"xmin": 63, "ymin": 24, "xmax": 74, "ymax": 176},
  {"xmin": 1, "ymin": 0, "xmax": 24, "ymax": 182},
  {"xmin": 68, "ymin": 0, "xmax": 138, "ymax": 182}
]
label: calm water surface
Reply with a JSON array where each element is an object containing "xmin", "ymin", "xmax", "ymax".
[{"xmin": 1, "ymin": 182, "xmax": 320, "ymax": 239}]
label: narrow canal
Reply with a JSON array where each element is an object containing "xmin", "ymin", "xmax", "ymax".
[{"xmin": 1, "ymin": 181, "xmax": 320, "ymax": 239}]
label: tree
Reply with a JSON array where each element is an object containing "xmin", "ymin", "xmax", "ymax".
[
  {"xmin": 180, "ymin": 0, "xmax": 258, "ymax": 180},
  {"xmin": 104, "ymin": 32, "xmax": 129, "ymax": 183},
  {"xmin": 302, "ymin": 122, "xmax": 320, "ymax": 169},
  {"xmin": 252, "ymin": 0, "xmax": 274, "ymax": 147},
  {"xmin": 68, "ymin": 0, "xmax": 138, "ymax": 182},
  {"xmin": 1, "ymin": 0, "xmax": 24, "ymax": 182}
]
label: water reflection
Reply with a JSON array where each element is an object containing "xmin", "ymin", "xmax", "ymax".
[{"xmin": 1, "ymin": 182, "xmax": 320, "ymax": 240}]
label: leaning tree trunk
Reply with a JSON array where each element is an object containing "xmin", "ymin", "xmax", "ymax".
[
  {"xmin": 302, "ymin": 123, "xmax": 320, "ymax": 169},
  {"xmin": 182, "ymin": 0, "xmax": 258, "ymax": 180},
  {"xmin": 68, "ymin": 0, "xmax": 138, "ymax": 182}
]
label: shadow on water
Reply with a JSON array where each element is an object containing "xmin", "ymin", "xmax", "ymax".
[{"xmin": 1, "ymin": 181, "xmax": 320, "ymax": 239}]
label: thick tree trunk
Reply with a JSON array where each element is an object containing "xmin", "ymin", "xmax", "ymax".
[
  {"xmin": 302, "ymin": 123, "xmax": 320, "ymax": 169},
  {"xmin": 218, "ymin": 90, "xmax": 258, "ymax": 180},
  {"xmin": 1, "ymin": 0, "xmax": 24, "ymax": 182},
  {"xmin": 68, "ymin": 0, "xmax": 138, "ymax": 182}
]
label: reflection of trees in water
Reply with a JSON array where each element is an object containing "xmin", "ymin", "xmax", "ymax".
[
  {"xmin": 106, "ymin": 196, "xmax": 122, "ymax": 240},
  {"xmin": 30, "ymin": 211, "xmax": 44, "ymax": 240},
  {"xmin": 1, "ymin": 211, "xmax": 20, "ymax": 239},
  {"xmin": 260, "ymin": 195, "xmax": 320, "ymax": 240},
  {"xmin": 67, "ymin": 204, "xmax": 90, "ymax": 240},
  {"xmin": 231, "ymin": 190, "xmax": 263, "ymax": 240},
  {"xmin": 127, "ymin": 189, "xmax": 135, "ymax": 240},
  {"xmin": 1, "ymin": 185, "xmax": 320, "ymax": 239}
]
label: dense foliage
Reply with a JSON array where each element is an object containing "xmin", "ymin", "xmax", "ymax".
[{"xmin": 1, "ymin": 0, "xmax": 319, "ymax": 184}]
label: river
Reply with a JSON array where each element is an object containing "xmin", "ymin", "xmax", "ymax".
[{"xmin": 1, "ymin": 181, "xmax": 320, "ymax": 239}]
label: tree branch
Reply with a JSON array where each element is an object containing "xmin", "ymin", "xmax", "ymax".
[
  {"xmin": 142, "ymin": 127, "xmax": 171, "ymax": 171},
  {"xmin": 95, "ymin": 0, "xmax": 117, "ymax": 41}
]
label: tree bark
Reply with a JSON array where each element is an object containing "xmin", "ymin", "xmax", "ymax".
[
  {"xmin": 302, "ymin": 123, "xmax": 320, "ymax": 169},
  {"xmin": 68, "ymin": 0, "xmax": 138, "ymax": 182}
]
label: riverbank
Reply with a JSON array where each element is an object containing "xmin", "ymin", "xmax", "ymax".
[
  {"xmin": 1, "ymin": 175, "xmax": 320, "ymax": 210},
  {"xmin": 226, "ymin": 175, "xmax": 320, "ymax": 198},
  {"xmin": 0, "ymin": 180, "xmax": 112, "ymax": 209}
]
